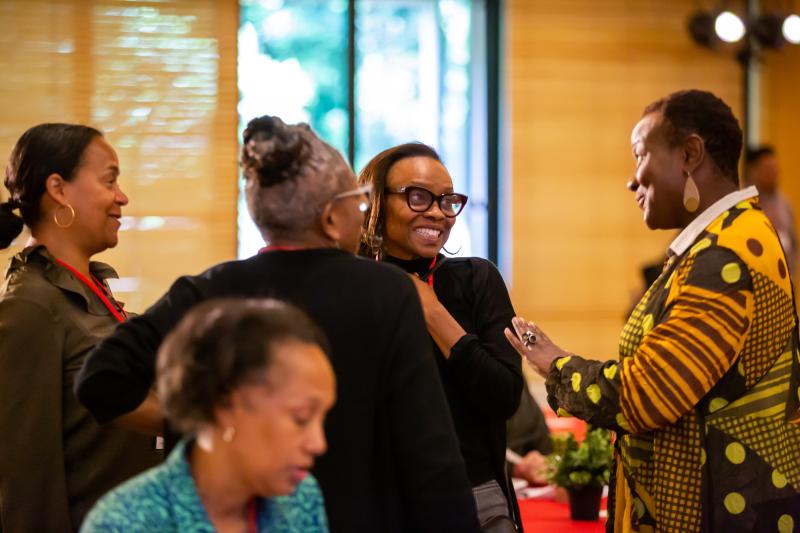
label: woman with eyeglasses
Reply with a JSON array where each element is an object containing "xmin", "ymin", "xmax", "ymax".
[
  {"xmin": 76, "ymin": 119, "xmax": 481, "ymax": 533},
  {"xmin": 359, "ymin": 143, "xmax": 524, "ymax": 529}
]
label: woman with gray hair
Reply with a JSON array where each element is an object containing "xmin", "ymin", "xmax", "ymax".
[{"xmin": 76, "ymin": 116, "xmax": 481, "ymax": 532}]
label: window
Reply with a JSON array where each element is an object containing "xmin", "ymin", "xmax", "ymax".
[{"xmin": 238, "ymin": 0, "xmax": 494, "ymax": 260}]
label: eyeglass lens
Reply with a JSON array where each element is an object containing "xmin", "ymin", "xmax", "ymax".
[{"xmin": 407, "ymin": 187, "xmax": 465, "ymax": 216}]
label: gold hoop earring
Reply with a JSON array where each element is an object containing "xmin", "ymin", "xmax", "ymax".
[
  {"xmin": 683, "ymin": 172, "xmax": 700, "ymax": 213},
  {"xmin": 222, "ymin": 426, "xmax": 236, "ymax": 443},
  {"xmin": 53, "ymin": 204, "xmax": 75, "ymax": 229}
]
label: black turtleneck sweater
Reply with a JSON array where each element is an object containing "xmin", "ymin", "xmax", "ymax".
[{"xmin": 384, "ymin": 254, "xmax": 523, "ymax": 493}]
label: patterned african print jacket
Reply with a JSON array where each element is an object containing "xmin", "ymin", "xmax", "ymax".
[
  {"xmin": 545, "ymin": 188, "xmax": 800, "ymax": 533},
  {"xmin": 80, "ymin": 439, "xmax": 329, "ymax": 532}
]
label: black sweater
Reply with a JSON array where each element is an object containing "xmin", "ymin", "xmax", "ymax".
[
  {"xmin": 75, "ymin": 249, "xmax": 480, "ymax": 533},
  {"xmin": 384, "ymin": 255, "xmax": 523, "ymax": 494}
]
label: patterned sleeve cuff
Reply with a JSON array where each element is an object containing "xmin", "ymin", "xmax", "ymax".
[{"xmin": 545, "ymin": 354, "xmax": 626, "ymax": 432}]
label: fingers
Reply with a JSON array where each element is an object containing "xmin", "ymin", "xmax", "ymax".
[
  {"xmin": 512, "ymin": 316, "xmax": 550, "ymax": 344},
  {"xmin": 511, "ymin": 317, "xmax": 528, "ymax": 340},
  {"xmin": 505, "ymin": 328, "xmax": 548, "ymax": 378},
  {"xmin": 504, "ymin": 327, "xmax": 528, "ymax": 355}
]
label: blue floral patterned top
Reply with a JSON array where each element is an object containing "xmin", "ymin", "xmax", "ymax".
[{"xmin": 80, "ymin": 439, "xmax": 329, "ymax": 532}]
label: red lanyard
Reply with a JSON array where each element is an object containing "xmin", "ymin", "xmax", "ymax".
[
  {"xmin": 248, "ymin": 498, "xmax": 258, "ymax": 533},
  {"xmin": 426, "ymin": 256, "xmax": 437, "ymax": 287},
  {"xmin": 55, "ymin": 259, "xmax": 127, "ymax": 323},
  {"xmin": 258, "ymin": 245, "xmax": 307, "ymax": 253}
]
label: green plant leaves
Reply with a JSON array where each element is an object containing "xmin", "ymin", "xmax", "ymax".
[{"xmin": 547, "ymin": 426, "xmax": 613, "ymax": 488}]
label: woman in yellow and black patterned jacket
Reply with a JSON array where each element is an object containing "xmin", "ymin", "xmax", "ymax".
[{"xmin": 506, "ymin": 90, "xmax": 800, "ymax": 533}]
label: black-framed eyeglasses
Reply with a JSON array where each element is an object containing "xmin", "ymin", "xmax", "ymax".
[
  {"xmin": 385, "ymin": 186, "xmax": 468, "ymax": 217},
  {"xmin": 331, "ymin": 184, "xmax": 373, "ymax": 213}
]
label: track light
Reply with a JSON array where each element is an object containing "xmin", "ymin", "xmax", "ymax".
[
  {"xmin": 784, "ymin": 14, "xmax": 800, "ymax": 44},
  {"xmin": 688, "ymin": 10, "xmax": 717, "ymax": 48},
  {"xmin": 715, "ymin": 11, "xmax": 746, "ymax": 43},
  {"xmin": 753, "ymin": 14, "xmax": 786, "ymax": 49},
  {"xmin": 688, "ymin": 8, "xmax": 800, "ymax": 52},
  {"xmin": 688, "ymin": 9, "xmax": 747, "ymax": 48}
]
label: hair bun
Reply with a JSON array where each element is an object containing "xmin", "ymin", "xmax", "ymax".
[{"xmin": 242, "ymin": 116, "xmax": 313, "ymax": 187}]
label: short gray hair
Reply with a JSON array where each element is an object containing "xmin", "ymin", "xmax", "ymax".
[{"xmin": 240, "ymin": 116, "xmax": 354, "ymax": 241}]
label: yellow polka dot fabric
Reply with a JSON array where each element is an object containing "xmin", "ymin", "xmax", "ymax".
[
  {"xmin": 595, "ymin": 199, "xmax": 800, "ymax": 533},
  {"xmin": 721, "ymin": 262, "xmax": 742, "ymax": 283},
  {"xmin": 724, "ymin": 492, "xmax": 745, "ymax": 515},
  {"xmin": 555, "ymin": 356, "xmax": 571, "ymax": 370},
  {"xmin": 778, "ymin": 514, "xmax": 794, "ymax": 533},
  {"xmin": 586, "ymin": 384, "xmax": 601, "ymax": 404},
  {"xmin": 772, "ymin": 469, "xmax": 787, "ymax": 489},
  {"xmin": 725, "ymin": 442, "xmax": 745, "ymax": 464},
  {"xmin": 571, "ymin": 372, "xmax": 581, "ymax": 392}
]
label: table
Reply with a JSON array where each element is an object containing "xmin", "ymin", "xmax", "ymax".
[{"xmin": 518, "ymin": 497, "xmax": 606, "ymax": 532}]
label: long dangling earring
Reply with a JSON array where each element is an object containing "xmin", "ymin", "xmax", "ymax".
[
  {"xmin": 683, "ymin": 171, "xmax": 700, "ymax": 213},
  {"xmin": 53, "ymin": 204, "xmax": 75, "ymax": 228}
]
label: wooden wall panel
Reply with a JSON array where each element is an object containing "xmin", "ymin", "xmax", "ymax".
[
  {"xmin": 506, "ymin": 0, "xmax": 741, "ymax": 362},
  {"xmin": 0, "ymin": 0, "xmax": 239, "ymax": 312}
]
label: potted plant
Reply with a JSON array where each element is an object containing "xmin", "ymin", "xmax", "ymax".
[{"xmin": 547, "ymin": 426, "xmax": 613, "ymax": 521}]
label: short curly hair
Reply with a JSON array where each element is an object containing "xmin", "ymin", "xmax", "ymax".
[
  {"xmin": 643, "ymin": 89, "xmax": 742, "ymax": 185},
  {"xmin": 157, "ymin": 298, "xmax": 330, "ymax": 435}
]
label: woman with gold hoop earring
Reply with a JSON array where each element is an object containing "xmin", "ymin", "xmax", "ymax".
[{"xmin": 0, "ymin": 123, "xmax": 161, "ymax": 532}]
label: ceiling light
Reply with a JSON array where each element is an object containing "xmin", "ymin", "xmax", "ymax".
[
  {"xmin": 783, "ymin": 14, "xmax": 800, "ymax": 44},
  {"xmin": 715, "ymin": 11, "xmax": 746, "ymax": 43}
]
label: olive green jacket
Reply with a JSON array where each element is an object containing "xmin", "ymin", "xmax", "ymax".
[{"xmin": 0, "ymin": 246, "xmax": 161, "ymax": 532}]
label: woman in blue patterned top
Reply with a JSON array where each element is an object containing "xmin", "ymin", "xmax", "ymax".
[{"xmin": 81, "ymin": 298, "xmax": 335, "ymax": 532}]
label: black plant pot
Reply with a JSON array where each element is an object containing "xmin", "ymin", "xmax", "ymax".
[{"xmin": 567, "ymin": 485, "xmax": 603, "ymax": 521}]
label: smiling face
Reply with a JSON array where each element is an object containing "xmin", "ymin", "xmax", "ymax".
[
  {"xmin": 383, "ymin": 156, "xmax": 455, "ymax": 259},
  {"xmin": 629, "ymin": 112, "xmax": 686, "ymax": 230},
  {"xmin": 61, "ymin": 136, "xmax": 128, "ymax": 255},
  {"xmin": 225, "ymin": 340, "xmax": 336, "ymax": 498}
]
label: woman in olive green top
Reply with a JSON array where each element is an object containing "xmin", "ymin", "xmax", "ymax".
[{"xmin": 0, "ymin": 124, "xmax": 161, "ymax": 532}]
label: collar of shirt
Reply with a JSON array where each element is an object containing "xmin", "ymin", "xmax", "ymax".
[
  {"xmin": 6, "ymin": 244, "xmax": 122, "ymax": 315},
  {"xmin": 668, "ymin": 186, "xmax": 758, "ymax": 257}
]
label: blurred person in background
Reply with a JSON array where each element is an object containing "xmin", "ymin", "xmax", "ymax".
[
  {"xmin": 507, "ymin": 90, "xmax": 800, "ymax": 532},
  {"xmin": 82, "ymin": 298, "xmax": 335, "ymax": 532},
  {"xmin": 506, "ymin": 380, "xmax": 553, "ymax": 487},
  {"xmin": 76, "ymin": 117, "xmax": 480, "ymax": 532},
  {"xmin": 358, "ymin": 142, "xmax": 523, "ymax": 530},
  {"xmin": 746, "ymin": 145, "xmax": 797, "ymax": 276},
  {"xmin": 0, "ymin": 123, "xmax": 161, "ymax": 532}
]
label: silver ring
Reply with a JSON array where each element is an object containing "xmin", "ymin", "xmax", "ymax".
[{"xmin": 522, "ymin": 331, "xmax": 537, "ymax": 346}]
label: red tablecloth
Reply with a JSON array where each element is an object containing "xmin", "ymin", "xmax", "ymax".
[{"xmin": 518, "ymin": 497, "xmax": 606, "ymax": 532}]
